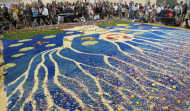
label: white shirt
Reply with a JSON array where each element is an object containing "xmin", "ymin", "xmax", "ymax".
[
  {"xmin": 114, "ymin": 5, "xmax": 118, "ymax": 11},
  {"xmin": 132, "ymin": 6, "xmax": 138, "ymax": 11},
  {"xmin": 174, "ymin": 6, "xmax": 182, "ymax": 14},
  {"xmin": 157, "ymin": 7, "xmax": 161, "ymax": 14},
  {"xmin": 42, "ymin": 7, "xmax": 49, "ymax": 16},
  {"xmin": 94, "ymin": 14, "xmax": 100, "ymax": 20},
  {"xmin": 80, "ymin": 16, "xmax": 86, "ymax": 22},
  {"xmin": 87, "ymin": 5, "xmax": 91, "ymax": 14}
]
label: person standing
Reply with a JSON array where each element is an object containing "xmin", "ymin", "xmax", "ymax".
[
  {"xmin": 156, "ymin": 3, "xmax": 162, "ymax": 23},
  {"xmin": 174, "ymin": 3, "xmax": 182, "ymax": 16},
  {"xmin": 132, "ymin": 3, "xmax": 138, "ymax": 20},
  {"xmin": 32, "ymin": 5, "xmax": 39, "ymax": 22},
  {"xmin": 42, "ymin": 5, "xmax": 49, "ymax": 22},
  {"xmin": 128, "ymin": 3, "xmax": 133, "ymax": 19}
]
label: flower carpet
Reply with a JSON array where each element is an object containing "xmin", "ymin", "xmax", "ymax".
[{"xmin": 2, "ymin": 23, "xmax": 190, "ymax": 111}]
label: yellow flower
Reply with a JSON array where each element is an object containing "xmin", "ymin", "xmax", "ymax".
[
  {"xmin": 177, "ymin": 100, "xmax": 181, "ymax": 103},
  {"xmin": 4, "ymin": 63, "xmax": 16, "ymax": 69},
  {"xmin": 172, "ymin": 85, "xmax": 176, "ymax": 89},
  {"xmin": 185, "ymin": 44, "xmax": 187, "ymax": 45},
  {"xmin": 9, "ymin": 43, "xmax": 24, "ymax": 47},
  {"xmin": 179, "ymin": 58, "xmax": 183, "ymax": 61},
  {"xmin": 136, "ymin": 102, "xmax": 139, "ymax": 104},
  {"xmin": 172, "ymin": 63, "xmax": 175, "ymax": 66},
  {"xmin": 170, "ymin": 79, "xmax": 173, "ymax": 82},
  {"xmin": 146, "ymin": 72, "xmax": 148, "ymax": 74},
  {"xmin": 158, "ymin": 75, "xmax": 161, "ymax": 77},
  {"xmin": 162, "ymin": 97, "xmax": 166, "ymax": 100},
  {"xmin": 136, "ymin": 77, "xmax": 139, "ymax": 79},
  {"xmin": 149, "ymin": 67, "xmax": 152, "ymax": 69},
  {"xmin": 150, "ymin": 105, "xmax": 154, "ymax": 109},
  {"xmin": 75, "ymin": 110, "xmax": 79, "ymax": 111},
  {"xmin": 149, "ymin": 96, "xmax": 152, "ymax": 99},
  {"xmin": 183, "ymin": 79, "xmax": 186, "ymax": 82},
  {"xmin": 163, "ymin": 106, "xmax": 169, "ymax": 110},
  {"xmin": 118, "ymin": 108, "xmax": 121, "ymax": 111},
  {"xmin": 152, "ymin": 83, "xmax": 156, "ymax": 86},
  {"xmin": 19, "ymin": 47, "xmax": 34, "ymax": 52},
  {"xmin": 11, "ymin": 53, "xmax": 25, "ymax": 58},
  {"xmin": 131, "ymin": 95, "xmax": 134, "ymax": 98},
  {"xmin": 179, "ymin": 71, "xmax": 183, "ymax": 73},
  {"xmin": 151, "ymin": 90, "xmax": 154, "ymax": 93},
  {"xmin": 158, "ymin": 79, "xmax": 161, "ymax": 82},
  {"xmin": 165, "ymin": 66, "xmax": 168, "ymax": 68}
]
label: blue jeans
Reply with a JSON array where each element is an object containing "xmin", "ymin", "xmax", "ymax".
[
  {"xmin": 132, "ymin": 10, "xmax": 137, "ymax": 20},
  {"xmin": 129, "ymin": 11, "xmax": 133, "ymax": 19}
]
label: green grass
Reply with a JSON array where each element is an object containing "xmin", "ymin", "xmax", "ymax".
[
  {"xmin": 3, "ymin": 29, "xmax": 65, "ymax": 40},
  {"xmin": 97, "ymin": 19, "xmax": 132, "ymax": 27}
]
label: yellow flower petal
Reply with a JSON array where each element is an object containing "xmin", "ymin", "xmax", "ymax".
[
  {"xmin": 152, "ymin": 83, "xmax": 156, "ymax": 86},
  {"xmin": 179, "ymin": 58, "xmax": 183, "ymax": 61},
  {"xmin": 158, "ymin": 79, "xmax": 161, "ymax": 82},
  {"xmin": 177, "ymin": 100, "xmax": 181, "ymax": 103},
  {"xmin": 162, "ymin": 97, "xmax": 166, "ymax": 100},
  {"xmin": 172, "ymin": 63, "xmax": 175, "ymax": 66},
  {"xmin": 150, "ymin": 105, "xmax": 154, "ymax": 109},
  {"xmin": 151, "ymin": 90, "xmax": 154, "ymax": 93},
  {"xmin": 163, "ymin": 106, "xmax": 169, "ymax": 110},
  {"xmin": 131, "ymin": 95, "xmax": 134, "ymax": 98},
  {"xmin": 19, "ymin": 47, "xmax": 34, "ymax": 52},
  {"xmin": 9, "ymin": 43, "xmax": 24, "ymax": 47},
  {"xmin": 183, "ymin": 79, "xmax": 186, "ymax": 82},
  {"xmin": 18, "ymin": 39, "xmax": 32, "ymax": 42},
  {"xmin": 170, "ymin": 79, "xmax": 173, "ymax": 82},
  {"xmin": 179, "ymin": 71, "xmax": 183, "ymax": 73},
  {"xmin": 149, "ymin": 67, "xmax": 152, "ymax": 69},
  {"xmin": 11, "ymin": 53, "xmax": 25, "ymax": 58},
  {"xmin": 149, "ymin": 96, "xmax": 152, "ymax": 99},
  {"xmin": 136, "ymin": 102, "xmax": 139, "ymax": 104},
  {"xmin": 118, "ymin": 108, "xmax": 121, "ymax": 111},
  {"xmin": 4, "ymin": 63, "xmax": 16, "ymax": 69},
  {"xmin": 172, "ymin": 85, "xmax": 176, "ymax": 89}
]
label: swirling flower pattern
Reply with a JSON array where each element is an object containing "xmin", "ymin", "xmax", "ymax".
[{"xmin": 3, "ymin": 24, "xmax": 190, "ymax": 111}]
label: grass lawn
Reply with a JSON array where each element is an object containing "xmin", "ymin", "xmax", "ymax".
[
  {"xmin": 3, "ymin": 29, "xmax": 65, "ymax": 40},
  {"xmin": 97, "ymin": 19, "xmax": 132, "ymax": 27}
]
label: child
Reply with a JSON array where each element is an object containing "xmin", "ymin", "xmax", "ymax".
[
  {"xmin": 40, "ymin": 18, "xmax": 45, "ymax": 26},
  {"xmin": 88, "ymin": 13, "xmax": 94, "ymax": 21},
  {"xmin": 80, "ymin": 15, "xmax": 86, "ymax": 22},
  {"xmin": 45, "ymin": 15, "xmax": 52, "ymax": 25},
  {"xmin": 33, "ymin": 18, "xmax": 38, "ymax": 27},
  {"xmin": 16, "ymin": 20, "xmax": 21, "ymax": 29},
  {"xmin": 94, "ymin": 14, "xmax": 100, "ymax": 21}
]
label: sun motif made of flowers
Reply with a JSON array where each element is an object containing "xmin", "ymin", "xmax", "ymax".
[{"xmin": 99, "ymin": 33, "xmax": 134, "ymax": 43}]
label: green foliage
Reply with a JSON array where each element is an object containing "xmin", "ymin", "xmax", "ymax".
[
  {"xmin": 97, "ymin": 19, "xmax": 132, "ymax": 27},
  {"xmin": 3, "ymin": 29, "xmax": 65, "ymax": 40}
]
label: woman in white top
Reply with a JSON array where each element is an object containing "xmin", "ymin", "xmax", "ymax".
[
  {"xmin": 42, "ymin": 5, "xmax": 49, "ymax": 22},
  {"xmin": 156, "ymin": 4, "xmax": 162, "ymax": 22},
  {"xmin": 174, "ymin": 3, "xmax": 182, "ymax": 16},
  {"xmin": 132, "ymin": 3, "xmax": 138, "ymax": 20}
]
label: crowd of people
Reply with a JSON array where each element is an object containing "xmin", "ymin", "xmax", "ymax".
[{"xmin": 0, "ymin": 0, "xmax": 190, "ymax": 33}]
